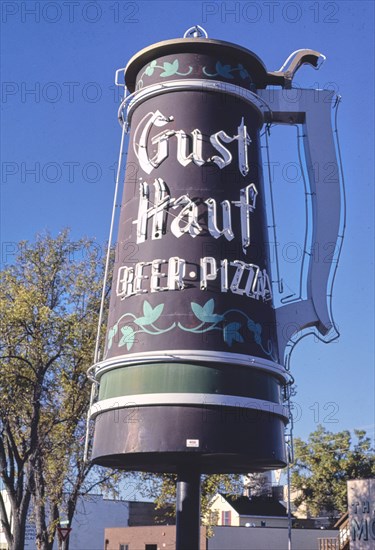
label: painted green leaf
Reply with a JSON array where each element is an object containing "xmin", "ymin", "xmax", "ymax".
[
  {"xmin": 247, "ymin": 320, "xmax": 262, "ymax": 344},
  {"xmin": 248, "ymin": 320, "xmax": 261, "ymax": 332},
  {"xmin": 247, "ymin": 319, "xmax": 256, "ymax": 331},
  {"xmin": 145, "ymin": 65, "xmax": 155, "ymax": 76},
  {"xmin": 236, "ymin": 63, "xmax": 250, "ymax": 80},
  {"xmin": 134, "ymin": 301, "xmax": 164, "ymax": 326},
  {"xmin": 191, "ymin": 299, "xmax": 224, "ymax": 324},
  {"xmin": 203, "ymin": 298, "xmax": 215, "ymax": 316},
  {"xmin": 216, "ymin": 61, "xmax": 234, "ymax": 79},
  {"xmin": 203, "ymin": 299, "xmax": 224, "ymax": 323},
  {"xmin": 107, "ymin": 324, "xmax": 118, "ymax": 349},
  {"xmin": 240, "ymin": 68, "xmax": 250, "ymax": 79},
  {"xmin": 191, "ymin": 302, "xmax": 205, "ymax": 322},
  {"xmin": 223, "ymin": 322, "xmax": 243, "ymax": 346},
  {"xmin": 119, "ymin": 326, "xmax": 135, "ymax": 351},
  {"xmin": 160, "ymin": 59, "xmax": 179, "ymax": 77}
]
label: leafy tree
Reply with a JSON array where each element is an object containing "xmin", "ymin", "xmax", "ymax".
[
  {"xmin": 291, "ymin": 425, "xmax": 375, "ymax": 522},
  {"xmin": 243, "ymin": 472, "xmax": 272, "ymax": 498},
  {"xmin": 139, "ymin": 472, "xmax": 244, "ymax": 530},
  {"xmin": 0, "ymin": 231, "xmax": 126, "ymax": 550}
]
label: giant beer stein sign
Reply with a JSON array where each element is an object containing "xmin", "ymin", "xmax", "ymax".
[{"xmin": 89, "ymin": 30, "xmax": 344, "ymax": 473}]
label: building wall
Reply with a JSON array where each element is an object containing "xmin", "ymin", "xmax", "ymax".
[
  {"xmin": 105, "ymin": 525, "xmax": 207, "ymax": 550},
  {"xmin": 208, "ymin": 494, "xmax": 240, "ymax": 526},
  {"xmin": 128, "ymin": 502, "xmax": 158, "ymax": 527},
  {"xmin": 282, "ymin": 485, "xmax": 309, "ymax": 519},
  {"xmin": 128, "ymin": 502, "xmax": 174, "ymax": 527},
  {"xmin": 64, "ymin": 495, "xmax": 129, "ymax": 550},
  {"xmin": 208, "ymin": 526, "xmax": 339, "ymax": 550},
  {"xmin": 105, "ymin": 525, "xmax": 339, "ymax": 550},
  {"xmin": 208, "ymin": 494, "xmax": 288, "ymax": 528},
  {"xmin": 0, "ymin": 492, "xmax": 129, "ymax": 550},
  {"xmin": 238, "ymin": 515, "xmax": 288, "ymax": 528},
  {"xmin": 347, "ymin": 479, "xmax": 375, "ymax": 550}
]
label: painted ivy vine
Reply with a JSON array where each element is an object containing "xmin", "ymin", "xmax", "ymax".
[
  {"xmin": 137, "ymin": 59, "xmax": 193, "ymax": 89},
  {"xmin": 203, "ymin": 61, "xmax": 251, "ymax": 80},
  {"xmin": 136, "ymin": 59, "xmax": 251, "ymax": 90},
  {"xmin": 107, "ymin": 298, "xmax": 276, "ymax": 361},
  {"xmin": 107, "ymin": 300, "xmax": 175, "ymax": 352},
  {"xmin": 178, "ymin": 298, "xmax": 276, "ymax": 360}
]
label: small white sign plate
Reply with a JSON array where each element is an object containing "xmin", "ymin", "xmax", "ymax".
[{"xmin": 186, "ymin": 439, "xmax": 199, "ymax": 448}]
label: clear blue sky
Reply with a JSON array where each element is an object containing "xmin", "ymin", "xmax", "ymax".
[{"xmin": 1, "ymin": 1, "xmax": 374, "ymax": 450}]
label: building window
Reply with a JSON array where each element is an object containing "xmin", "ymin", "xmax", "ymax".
[
  {"xmin": 119, "ymin": 545, "xmax": 129, "ymax": 550},
  {"xmin": 221, "ymin": 510, "xmax": 232, "ymax": 526},
  {"xmin": 145, "ymin": 545, "xmax": 157, "ymax": 550}
]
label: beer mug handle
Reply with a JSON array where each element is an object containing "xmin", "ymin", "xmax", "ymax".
[{"xmin": 260, "ymin": 88, "xmax": 345, "ymax": 367}]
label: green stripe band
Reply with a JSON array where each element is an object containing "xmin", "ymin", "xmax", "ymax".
[{"xmin": 98, "ymin": 362, "xmax": 282, "ymax": 403}]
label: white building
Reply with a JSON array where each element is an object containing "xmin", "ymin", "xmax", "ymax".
[
  {"xmin": 0, "ymin": 492, "xmax": 129, "ymax": 550},
  {"xmin": 208, "ymin": 493, "xmax": 289, "ymax": 528}
]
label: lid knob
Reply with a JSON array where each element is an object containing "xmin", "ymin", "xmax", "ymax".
[{"xmin": 183, "ymin": 25, "xmax": 208, "ymax": 39}]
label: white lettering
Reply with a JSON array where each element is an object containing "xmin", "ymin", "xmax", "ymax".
[
  {"xmin": 237, "ymin": 117, "xmax": 252, "ymax": 177},
  {"xmin": 218, "ymin": 259, "xmax": 272, "ymax": 300},
  {"xmin": 133, "ymin": 178, "xmax": 170, "ymax": 243},
  {"xmin": 200, "ymin": 257, "xmax": 217, "ymax": 290},
  {"xmin": 133, "ymin": 110, "xmax": 173, "ymax": 174},
  {"xmin": 175, "ymin": 129, "xmax": 205, "ymax": 167},
  {"xmin": 205, "ymin": 198, "xmax": 234, "ymax": 241},
  {"xmin": 252, "ymin": 268, "xmax": 273, "ymax": 301},
  {"xmin": 117, "ymin": 266, "xmax": 135, "ymax": 299},
  {"xmin": 134, "ymin": 262, "xmax": 149, "ymax": 294},
  {"xmin": 133, "ymin": 180, "xmax": 257, "ymax": 252},
  {"xmin": 116, "ymin": 256, "xmax": 271, "ymax": 301},
  {"xmin": 220, "ymin": 259, "xmax": 229, "ymax": 292},
  {"xmin": 133, "ymin": 111, "xmax": 252, "ymax": 175},
  {"xmin": 232, "ymin": 183, "xmax": 258, "ymax": 253},
  {"xmin": 167, "ymin": 257, "xmax": 186, "ymax": 290},
  {"xmin": 209, "ymin": 118, "xmax": 251, "ymax": 175},
  {"xmin": 150, "ymin": 259, "xmax": 168, "ymax": 292},
  {"xmin": 209, "ymin": 130, "xmax": 233, "ymax": 169},
  {"xmin": 150, "ymin": 256, "xmax": 186, "ymax": 292},
  {"xmin": 170, "ymin": 195, "xmax": 202, "ymax": 238},
  {"xmin": 229, "ymin": 260, "xmax": 259, "ymax": 297}
]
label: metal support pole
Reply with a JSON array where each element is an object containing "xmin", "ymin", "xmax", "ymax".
[
  {"xmin": 287, "ymin": 446, "xmax": 292, "ymax": 550},
  {"xmin": 176, "ymin": 469, "xmax": 201, "ymax": 550}
]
